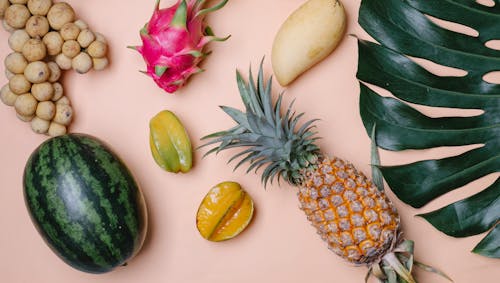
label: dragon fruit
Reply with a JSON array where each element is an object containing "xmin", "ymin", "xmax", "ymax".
[{"xmin": 130, "ymin": 0, "xmax": 229, "ymax": 93}]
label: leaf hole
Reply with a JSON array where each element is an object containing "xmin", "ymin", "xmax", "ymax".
[
  {"xmin": 483, "ymin": 71, "xmax": 500, "ymax": 84},
  {"xmin": 379, "ymin": 144, "xmax": 484, "ymax": 167},
  {"xmin": 485, "ymin": 40, "xmax": 500, "ymax": 51},
  {"xmin": 409, "ymin": 56, "xmax": 468, "ymax": 77},
  {"xmin": 425, "ymin": 15, "xmax": 479, "ymax": 38},
  {"xmin": 361, "ymin": 83, "xmax": 484, "ymax": 118},
  {"xmin": 360, "ymin": 83, "xmax": 394, "ymax": 98},
  {"xmin": 422, "ymin": 172, "xmax": 499, "ymax": 212},
  {"xmin": 476, "ymin": 0, "xmax": 495, "ymax": 7},
  {"xmin": 407, "ymin": 102, "xmax": 484, "ymax": 118}
]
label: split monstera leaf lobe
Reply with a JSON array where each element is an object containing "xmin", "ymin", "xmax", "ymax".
[{"xmin": 357, "ymin": 0, "xmax": 500, "ymax": 258}]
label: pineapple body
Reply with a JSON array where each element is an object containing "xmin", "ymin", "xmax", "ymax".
[{"xmin": 299, "ymin": 157, "xmax": 400, "ymax": 265}]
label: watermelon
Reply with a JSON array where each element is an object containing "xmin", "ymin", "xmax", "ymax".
[{"xmin": 23, "ymin": 133, "xmax": 148, "ymax": 274}]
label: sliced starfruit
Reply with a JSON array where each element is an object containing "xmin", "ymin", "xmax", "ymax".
[
  {"xmin": 150, "ymin": 110, "xmax": 193, "ymax": 173},
  {"xmin": 197, "ymin": 182, "xmax": 254, "ymax": 242}
]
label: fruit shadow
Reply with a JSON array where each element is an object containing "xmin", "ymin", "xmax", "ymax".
[
  {"xmin": 129, "ymin": 185, "xmax": 157, "ymax": 263},
  {"xmin": 139, "ymin": 195, "xmax": 156, "ymax": 254}
]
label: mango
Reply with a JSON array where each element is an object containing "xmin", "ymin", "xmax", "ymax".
[
  {"xmin": 197, "ymin": 182, "xmax": 254, "ymax": 242},
  {"xmin": 272, "ymin": 0, "xmax": 347, "ymax": 86},
  {"xmin": 149, "ymin": 110, "xmax": 193, "ymax": 173}
]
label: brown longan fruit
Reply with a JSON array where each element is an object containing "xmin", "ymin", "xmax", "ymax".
[
  {"xmin": 27, "ymin": 0, "xmax": 52, "ymax": 16},
  {"xmin": 22, "ymin": 38, "xmax": 47, "ymax": 62},
  {"xmin": 17, "ymin": 113, "xmax": 34, "ymax": 122},
  {"xmin": 47, "ymin": 2, "xmax": 74, "ymax": 30},
  {"xmin": 31, "ymin": 82, "xmax": 54, "ymax": 101},
  {"xmin": 51, "ymin": 82, "xmax": 63, "ymax": 101},
  {"xmin": 60, "ymin": 22, "xmax": 80, "ymax": 40},
  {"xmin": 87, "ymin": 40, "xmax": 107, "ymax": 58},
  {"xmin": 4, "ymin": 4, "xmax": 30, "ymax": 29},
  {"xmin": 31, "ymin": 116, "xmax": 50, "ymax": 134},
  {"xmin": 47, "ymin": 62, "xmax": 61, "ymax": 82},
  {"xmin": 9, "ymin": 74, "xmax": 31, "ymax": 94},
  {"xmin": 9, "ymin": 0, "xmax": 28, "ymax": 4},
  {"xmin": 77, "ymin": 29, "xmax": 95, "ymax": 48},
  {"xmin": 94, "ymin": 32, "xmax": 107, "ymax": 44},
  {"xmin": 93, "ymin": 57, "xmax": 109, "ymax": 71},
  {"xmin": 5, "ymin": 69, "xmax": 15, "ymax": 79},
  {"xmin": 55, "ymin": 53, "xmax": 72, "ymax": 70},
  {"xmin": 43, "ymin": 31, "xmax": 64, "ymax": 56},
  {"xmin": 1, "ymin": 84, "xmax": 19, "ymax": 106},
  {"xmin": 2, "ymin": 19, "xmax": 15, "ymax": 32},
  {"xmin": 62, "ymin": 40, "xmax": 80, "ymax": 58},
  {"xmin": 15, "ymin": 93, "xmax": 38, "ymax": 116},
  {"xmin": 5, "ymin": 52, "xmax": 28, "ymax": 74},
  {"xmin": 36, "ymin": 100, "xmax": 55, "ymax": 120},
  {"xmin": 25, "ymin": 15, "xmax": 50, "ymax": 38},
  {"xmin": 24, "ymin": 61, "xmax": 50, "ymax": 83},
  {"xmin": 0, "ymin": 0, "xmax": 9, "ymax": 18},
  {"xmin": 48, "ymin": 122, "xmax": 66, "ymax": 136},
  {"xmin": 53, "ymin": 103, "xmax": 72, "ymax": 125},
  {"xmin": 55, "ymin": 96, "xmax": 69, "ymax": 106},
  {"xmin": 73, "ymin": 19, "xmax": 88, "ymax": 30},
  {"xmin": 9, "ymin": 30, "xmax": 31, "ymax": 53},
  {"xmin": 72, "ymin": 52, "xmax": 92, "ymax": 74}
]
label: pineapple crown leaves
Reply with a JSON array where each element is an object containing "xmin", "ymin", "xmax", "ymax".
[
  {"xmin": 200, "ymin": 60, "xmax": 321, "ymax": 187},
  {"xmin": 366, "ymin": 238, "xmax": 453, "ymax": 283}
]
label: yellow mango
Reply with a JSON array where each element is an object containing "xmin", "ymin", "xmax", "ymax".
[
  {"xmin": 149, "ymin": 110, "xmax": 192, "ymax": 173},
  {"xmin": 272, "ymin": 0, "xmax": 347, "ymax": 86},
  {"xmin": 197, "ymin": 182, "xmax": 254, "ymax": 242}
]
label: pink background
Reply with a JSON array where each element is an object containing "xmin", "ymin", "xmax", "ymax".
[{"xmin": 1, "ymin": 0, "xmax": 499, "ymax": 282}]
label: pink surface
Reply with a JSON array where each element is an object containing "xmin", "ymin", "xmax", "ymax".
[{"xmin": 0, "ymin": 1, "xmax": 499, "ymax": 282}]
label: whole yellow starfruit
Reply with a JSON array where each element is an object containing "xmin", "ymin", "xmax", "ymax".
[{"xmin": 149, "ymin": 110, "xmax": 193, "ymax": 173}]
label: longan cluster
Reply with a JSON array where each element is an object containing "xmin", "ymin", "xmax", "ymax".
[{"xmin": 0, "ymin": 0, "xmax": 109, "ymax": 136}]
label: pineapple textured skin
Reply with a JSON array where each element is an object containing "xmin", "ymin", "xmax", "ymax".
[{"xmin": 299, "ymin": 157, "xmax": 400, "ymax": 265}]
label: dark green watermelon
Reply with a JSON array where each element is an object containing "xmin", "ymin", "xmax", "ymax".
[{"xmin": 23, "ymin": 133, "xmax": 148, "ymax": 274}]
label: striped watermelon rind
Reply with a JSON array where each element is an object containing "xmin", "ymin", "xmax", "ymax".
[{"xmin": 23, "ymin": 133, "xmax": 148, "ymax": 274}]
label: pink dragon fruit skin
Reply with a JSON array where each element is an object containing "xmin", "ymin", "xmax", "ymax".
[{"xmin": 131, "ymin": 0, "xmax": 229, "ymax": 93}]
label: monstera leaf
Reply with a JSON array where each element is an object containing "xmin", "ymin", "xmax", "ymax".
[{"xmin": 356, "ymin": 0, "xmax": 500, "ymax": 258}]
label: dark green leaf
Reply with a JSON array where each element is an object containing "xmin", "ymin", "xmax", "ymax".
[
  {"xmin": 379, "ymin": 143, "xmax": 499, "ymax": 208},
  {"xmin": 359, "ymin": 82, "xmax": 498, "ymax": 151},
  {"xmin": 357, "ymin": 0, "xmax": 500, "ymax": 258},
  {"xmin": 371, "ymin": 124, "xmax": 384, "ymax": 192},
  {"xmin": 419, "ymin": 179, "xmax": 500, "ymax": 237},
  {"xmin": 473, "ymin": 224, "xmax": 500, "ymax": 258}
]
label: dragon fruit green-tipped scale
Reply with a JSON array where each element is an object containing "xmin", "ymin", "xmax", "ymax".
[{"xmin": 130, "ymin": 0, "xmax": 230, "ymax": 93}]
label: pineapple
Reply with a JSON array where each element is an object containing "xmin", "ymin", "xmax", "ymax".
[
  {"xmin": 300, "ymin": 157, "xmax": 399, "ymax": 265},
  {"xmin": 202, "ymin": 62, "xmax": 448, "ymax": 282}
]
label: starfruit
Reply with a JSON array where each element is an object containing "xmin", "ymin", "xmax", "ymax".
[
  {"xmin": 149, "ymin": 110, "xmax": 193, "ymax": 173},
  {"xmin": 197, "ymin": 182, "xmax": 254, "ymax": 242}
]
